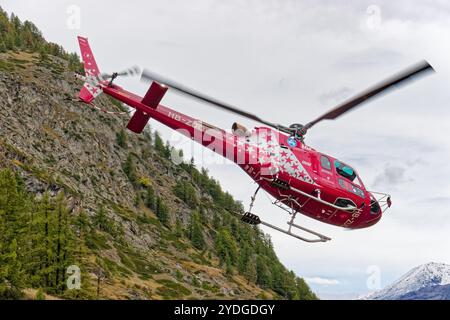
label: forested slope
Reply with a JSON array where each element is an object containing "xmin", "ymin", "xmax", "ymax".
[{"xmin": 0, "ymin": 7, "xmax": 317, "ymax": 300}]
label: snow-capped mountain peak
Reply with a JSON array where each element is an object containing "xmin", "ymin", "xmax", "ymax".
[{"xmin": 365, "ymin": 262, "xmax": 450, "ymax": 300}]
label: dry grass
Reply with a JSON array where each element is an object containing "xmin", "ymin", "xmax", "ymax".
[{"xmin": 23, "ymin": 288, "xmax": 61, "ymax": 300}]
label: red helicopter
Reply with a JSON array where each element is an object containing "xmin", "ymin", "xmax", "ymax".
[{"xmin": 76, "ymin": 36, "xmax": 434, "ymax": 243}]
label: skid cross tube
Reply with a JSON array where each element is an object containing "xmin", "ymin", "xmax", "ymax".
[
  {"xmin": 237, "ymin": 211, "xmax": 331, "ymax": 243},
  {"xmin": 239, "ymin": 185, "xmax": 332, "ymax": 243}
]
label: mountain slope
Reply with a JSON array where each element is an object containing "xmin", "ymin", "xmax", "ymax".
[
  {"xmin": 0, "ymin": 8, "xmax": 316, "ymax": 300},
  {"xmin": 365, "ymin": 262, "xmax": 450, "ymax": 300},
  {"xmin": 399, "ymin": 284, "xmax": 450, "ymax": 300}
]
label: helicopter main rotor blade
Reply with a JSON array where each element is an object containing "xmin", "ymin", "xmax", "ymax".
[
  {"xmin": 304, "ymin": 60, "xmax": 435, "ymax": 130},
  {"xmin": 141, "ymin": 69, "xmax": 289, "ymax": 132}
]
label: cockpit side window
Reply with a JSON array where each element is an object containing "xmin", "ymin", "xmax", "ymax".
[
  {"xmin": 335, "ymin": 160, "xmax": 357, "ymax": 182},
  {"xmin": 320, "ymin": 155, "xmax": 332, "ymax": 171}
]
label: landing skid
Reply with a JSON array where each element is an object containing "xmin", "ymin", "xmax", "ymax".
[{"xmin": 237, "ymin": 186, "xmax": 332, "ymax": 243}]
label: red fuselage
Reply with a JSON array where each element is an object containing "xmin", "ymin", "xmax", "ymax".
[{"xmin": 102, "ymin": 83, "xmax": 383, "ymax": 230}]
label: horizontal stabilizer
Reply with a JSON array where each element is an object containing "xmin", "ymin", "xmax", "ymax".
[
  {"xmin": 127, "ymin": 110, "xmax": 151, "ymax": 134},
  {"xmin": 127, "ymin": 82, "xmax": 167, "ymax": 133},
  {"xmin": 142, "ymin": 82, "xmax": 168, "ymax": 108}
]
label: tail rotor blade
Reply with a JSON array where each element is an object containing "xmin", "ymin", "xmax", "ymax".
[
  {"xmin": 100, "ymin": 73, "xmax": 113, "ymax": 80},
  {"xmin": 100, "ymin": 66, "xmax": 141, "ymax": 80},
  {"xmin": 117, "ymin": 66, "xmax": 141, "ymax": 77}
]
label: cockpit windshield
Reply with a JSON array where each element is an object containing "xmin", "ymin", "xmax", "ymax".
[
  {"xmin": 334, "ymin": 160, "xmax": 365, "ymax": 196},
  {"xmin": 334, "ymin": 160, "xmax": 357, "ymax": 182}
]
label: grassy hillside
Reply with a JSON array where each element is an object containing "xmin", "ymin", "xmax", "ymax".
[{"xmin": 0, "ymin": 7, "xmax": 317, "ymax": 300}]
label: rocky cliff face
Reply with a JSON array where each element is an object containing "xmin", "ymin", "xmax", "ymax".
[{"xmin": 0, "ymin": 50, "xmax": 315, "ymax": 300}]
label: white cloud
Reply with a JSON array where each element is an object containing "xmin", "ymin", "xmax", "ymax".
[
  {"xmin": 305, "ymin": 277, "xmax": 340, "ymax": 286},
  {"xmin": 2, "ymin": 0, "xmax": 450, "ymax": 299},
  {"xmin": 373, "ymin": 165, "xmax": 408, "ymax": 188}
]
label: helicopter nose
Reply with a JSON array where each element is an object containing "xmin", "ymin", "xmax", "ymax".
[
  {"xmin": 368, "ymin": 213, "xmax": 382, "ymax": 226},
  {"xmin": 358, "ymin": 201, "xmax": 383, "ymax": 228}
]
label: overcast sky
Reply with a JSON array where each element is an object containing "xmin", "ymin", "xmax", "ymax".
[{"xmin": 3, "ymin": 0, "xmax": 450, "ymax": 299}]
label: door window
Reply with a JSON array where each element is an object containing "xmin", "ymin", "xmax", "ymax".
[{"xmin": 320, "ymin": 155, "xmax": 332, "ymax": 171}]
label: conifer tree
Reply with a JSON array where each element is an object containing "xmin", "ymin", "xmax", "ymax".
[
  {"xmin": 154, "ymin": 131, "xmax": 165, "ymax": 155},
  {"xmin": 155, "ymin": 197, "xmax": 169, "ymax": 226},
  {"xmin": 256, "ymin": 256, "xmax": 271, "ymax": 288},
  {"xmin": 215, "ymin": 228, "xmax": 238, "ymax": 268},
  {"xmin": 116, "ymin": 129, "xmax": 127, "ymax": 148},
  {"xmin": 122, "ymin": 154, "xmax": 136, "ymax": 184},
  {"xmin": 163, "ymin": 141, "xmax": 172, "ymax": 159},
  {"xmin": 145, "ymin": 185, "xmax": 156, "ymax": 211},
  {"xmin": 0, "ymin": 169, "xmax": 28, "ymax": 298},
  {"xmin": 26, "ymin": 192, "xmax": 51, "ymax": 288},
  {"xmin": 93, "ymin": 206, "xmax": 116, "ymax": 236},
  {"xmin": 53, "ymin": 193, "xmax": 75, "ymax": 293},
  {"xmin": 173, "ymin": 180, "xmax": 198, "ymax": 209},
  {"xmin": 188, "ymin": 211, "xmax": 205, "ymax": 250},
  {"xmin": 295, "ymin": 277, "xmax": 317, "ymax": 300},
  {"xmin": 175, "ymin": 218, "xmax": 183, "ymax": 238},
  {"xmin": 244, "ymin": 255, "xmax": 257, "ymax": 284},
  {"xmin": 0, "ymin": 41, "xmax": 6, "ymax": 53},
  {"xmin": 238, "ymin": 243, "xmax": 251, "ymax": 274}
]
